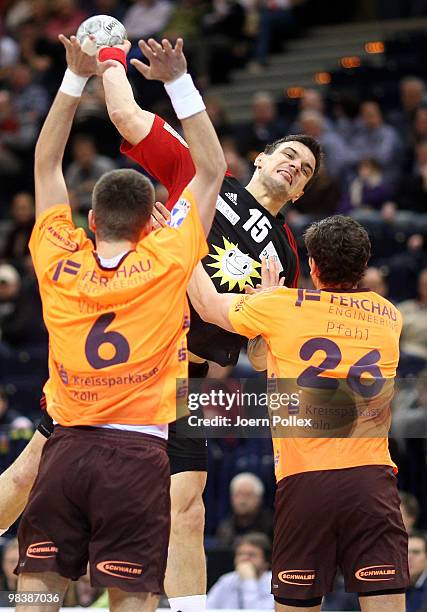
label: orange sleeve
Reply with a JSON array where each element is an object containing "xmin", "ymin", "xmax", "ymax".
[
  {"xmin": 143, "ymin": 187, "xmax": 208, "ymax": 276},
  {"xmin": 229, "ymin": 289, "xmax": 285, "ymax": 339},
  {"xmin": 29, "ymin": 204, "xmax": 92, "ymax": 281}
]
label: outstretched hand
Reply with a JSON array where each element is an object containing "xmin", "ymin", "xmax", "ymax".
[
  {"xmin": 131, "ymin": 38, "xmax": 187, "ymax": 83},
  {"xmin": 244, "ymin": 256, "xmax": 285, "ymax": 295},
  {"xmin": 59, "ymin": 34, "xmax": 123, "ymax": 77}
]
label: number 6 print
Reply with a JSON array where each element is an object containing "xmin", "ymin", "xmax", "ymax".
[{"xmin": 85, "ymin": 312, "xmax": 130, "ymax": 369}]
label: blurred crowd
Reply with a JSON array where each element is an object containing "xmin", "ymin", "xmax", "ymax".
[{"xmin": 3, "ymin": 0, "xmax": 427, "ymax": 610}]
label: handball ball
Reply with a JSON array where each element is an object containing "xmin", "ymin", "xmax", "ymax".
[{"xmin": 76, "ymin": 15, "xmax": 127, "ymax": 48}]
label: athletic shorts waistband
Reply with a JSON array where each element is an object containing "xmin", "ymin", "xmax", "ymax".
[{"xmin": 53, "ymin": 424, "xmax": 167, "ymax": 450}]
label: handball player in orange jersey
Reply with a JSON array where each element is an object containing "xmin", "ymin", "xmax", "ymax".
[
  {"xmin": 188, "ymin": 216, "xmax": 409, "ymax": 612},
  {"xmin": 11, "ymin": 34, "xmax": 226, "ymax": 612}
]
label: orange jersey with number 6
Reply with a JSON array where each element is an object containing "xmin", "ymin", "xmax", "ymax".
[
  {"xmin": 229, "ymin": 287, "xmax": 402, "ymax": 482},
  {"xmin": 29, "ymin": 188, "xmax": 207, "ymax": 426}
]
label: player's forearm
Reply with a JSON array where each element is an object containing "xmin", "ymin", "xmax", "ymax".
[
  {"xmin": 181, "ymin": 111, "xmax": 226, "ymax": 184},
  {"xmin": 0, "ymin": 431, "xmax": 46, "ymax": 530},
  {"xmin": 188, "ymin": 263, "xmax": 236, "ymax": 332},
  {"xmin": 35, "ymin": 91, "xmax": 79, "ymax": 173},
  {"xmin": 102, "ymin": 63, "xmax": 154, "ymax": 144}
]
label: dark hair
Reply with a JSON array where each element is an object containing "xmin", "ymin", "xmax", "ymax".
[
  {"xmin": 399, "ymin": 491, "xmax": 420, "ymax": 522},
  {"xmin": 235, "ymin": 532, "xmax": 272, "ymax": 563},
  {"xmin": 92, "ymin": 169, "xmax": 154, "ymax": 243},
  {"xmin": 409, "ymin": 530, "xmax": 427, "ymax": 552},
  {"xmin": 263, "ymin": 134, "xmax": 322, "ymax": 189},
  {"xmin": 304, "ymin": 216, "xmax": 371, "ymax": 288}
]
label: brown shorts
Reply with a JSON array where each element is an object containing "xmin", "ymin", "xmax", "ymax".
[
  {"xmin": 16, "ymin": 426, "xmax": 170, "ymax": 594},
  {"xmin": 272, "ymin": 465, "xmax": 409, "ymax": 600}
]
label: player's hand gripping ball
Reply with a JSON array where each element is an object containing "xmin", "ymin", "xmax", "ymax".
[{"xmin": 76, "ymin": 15, "xmax": 127, "ymax": 55}]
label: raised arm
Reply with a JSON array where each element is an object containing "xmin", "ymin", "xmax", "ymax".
[
  {"xmin": 34, "ymin": 35, "xmax": 101, "ymax": 219},
  {"xmin": 101, "ymin": 38, "xmax": 226, "ymax": 235},
  {"xmin": 133, "ymin": 38, "xmax": 226, "ymax": 235},
  {"xmin": 101, "ymin": 41, "xmax": 155, "ymax": 145}
]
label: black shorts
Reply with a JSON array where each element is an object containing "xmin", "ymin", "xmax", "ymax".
[
  {"xmin": 16, "ymin": 426, "xmax": 170, "ymax": 594},
  {"xmin": 271, "ymin": 465, "xmax": 409, "ymax": 600},
  {"xmin": 167, "ymin": 360, "xmax": 209, "ymax": 475}
]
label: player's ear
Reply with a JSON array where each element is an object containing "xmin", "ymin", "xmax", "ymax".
[
  {"xmin": 254, "ymin": 152, "xmax": 264, "ymax": 169},
  {"xmin": 88, "ymin": 209, "xmax": 96, "ymax": 233},
  {"xmin": 291, "ymin": 191, "xmax": 304, "ymax": 203}
]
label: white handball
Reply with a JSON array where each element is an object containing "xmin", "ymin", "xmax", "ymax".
[{"xmin": 76, "ymin": 15, "xmax": 127, "ymax": 50}]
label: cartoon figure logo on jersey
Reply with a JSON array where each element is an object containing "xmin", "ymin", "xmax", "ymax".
[{"xmin": 207, "ymin": 237, "xmax": 261, "ymax": 290}]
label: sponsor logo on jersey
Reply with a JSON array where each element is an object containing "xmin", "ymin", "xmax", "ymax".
[
  {"xmin": 260, "ymin": 242, "xmax": 284, "ymax": 273},
  {"xmin": 355, "ymin": 565, "xmax": 396, "ymax": 581},
  {"xmin": 169, "ymin": 198, "xmax": 191, "ymax": 228},
  {"xmin": 216, "ymin": 196, "xmax": 240, "ymax": 225},
  {"xmin": 224, "ymin": 192, "xmax": 238, "ymax": 204},
  {"xmin": 26, "ymin": 541, "xmax": 58, "ymax": 559},
  {"xmin": 278, "ymin": 570, "xmax": 316, "ymax": 586},
  {"xmin": 96, "ymin": 560, "xmax": 144, "ymax": 580},
  {"xmin": 207, "ymin": 237, "xmax": 261, "ymax": 290}
]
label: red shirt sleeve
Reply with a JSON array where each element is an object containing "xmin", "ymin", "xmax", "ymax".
[{"xmin": 120, "ymin": 115, "xmax": 195, "ymax": 210}]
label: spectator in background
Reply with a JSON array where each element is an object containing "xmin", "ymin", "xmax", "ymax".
[
  {"xmin": 299, "ymin": 109, "xmax": 351, "ymax": 180},
  {"xmin": 399, "ymin": 268, "xmax": 427, "ymax": 362},
  {"xmin": 0, "ymin": 538, "xmax": 19, "ymax": 599},
  {"xmin": 351, "ymin": 100, "xmax": 403, "ymax": 185},
  {"xmin": 0, "ymin": 388, "xmax": 33, "ymax": 475},
  {"xmin": 361, "ymin": 266, "xmax": 388, "ymax": 297},
  {"xmin": 393, "ymin": 374, "xmax": 427, "ymax": 441},
  {"xmin": 290, "ymin": 88, "xmax": 335, "ymax": 133},
  {"xmin": 400, "ymin": 491, "xmax": 421, "ymax": 534},
  {"xmin": 123, "ymin": 0, "xmax": 172, "ymax": 40},
  {"xmin": 413, "ymin": 107, "xmax": 427, "ymax": 145},
  {"xmin": 407, "ymin": 532, "xmax": 427, "ymax": 612},
  {"xmin": 8, "ymin": 63, "xmax": 48, "ymax": 123},
  {"xmin": 235, "ymin": 92, "xmax": 287, "ymax": 161},
  {"xmin": 345, "ymin": 158, "xmax": 394, "ymax": 212},
  {"xmin": 44, "ymin": 0, "xmax": 87, "ymax": 43},
  {"xmin": 249, "ymin": 0, "xmax": 296, "ymax": 71},
  {"xmin": 0, "ymin": 90, "xmax": 36, "ymax": 200},
  {"xmin": 65, "ymin": 135, "xmax": 116, "ymax": 210},
  {"xmin": 396, "ymin": 141, "xmax": 427, "ymax": 213},
  {"xmin": 222, "ymin": 140, "xmax": 252, "ymax": 184},
  {"xmin": 0, "ymin": 263, "xmax": 20, "ymax": 326},
  {"xmin": 205, "ymin": 95, "xmax": 234, "ymax": 140},
  {"xmin": 1, "ymin": 192, "xmax": 35, "ymax": 262},
  {"xmin": 202, "ymin": 0, "xmax": 247, "ymax": 84},
  {"xmin": 207, "ymin": 533, "xmax": 273, "ymax": 609},
  {"xmin": 389, "ymin": 76, "xmax": 427, "ymax": 142},
  {"xmin": 87, "ymin": 0, "xmax": 127, "ymax": 21},
  {"xmin": 216, "ymin": 472, "xmax": 273, "ymax": 546}
]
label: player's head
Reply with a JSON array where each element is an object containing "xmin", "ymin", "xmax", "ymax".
[
  {"xmin": 89, "ymin": 169, "xmax": 154, "ymax": 243},
  {"xmin": 304, "ymin": 216, "xmax": 371, "ymax": 289},
  {"xmin": 253, "ymin": 135, "xmax": 321, "ymax": 204}
]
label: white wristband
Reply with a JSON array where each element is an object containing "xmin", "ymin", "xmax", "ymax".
[
  {"xmin": 164, "ymin": 73, "xmax": 206, "ymax": 120},
  {"xmin": 59, "ymin": 68, "xmax": 89, "ymax": 97}
]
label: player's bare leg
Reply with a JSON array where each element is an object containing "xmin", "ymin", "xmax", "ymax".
[
  {"xmin": 275, "ymin": 603, "xmax": 321, "ymax": 612},
  {"xmin": 16, "ymin": 571, "xmax": 69, "ymax": 612},
  {"xmin": 359, "ymin": 593, "xmax": 405, "ymax": 612},
  {"xmin": 108, "ymin": 588, "xmax": 159, "ymax": 612},
  {"xmin": 0, "ymin": 431, "xmax": 46, "ymax": 532},
  {"xmin": 165, "ymin": 471, "xmax": 207, "ymax": 608}
]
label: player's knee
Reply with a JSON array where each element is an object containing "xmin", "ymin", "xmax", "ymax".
[{"xmin": 171, "ymin": 492, "xmax": 205, "ymax": 537}]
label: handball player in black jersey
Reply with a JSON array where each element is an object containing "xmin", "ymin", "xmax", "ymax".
[{"xmin": 0, "ymin": 40, "xmax": 321, "ymax": 612}]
